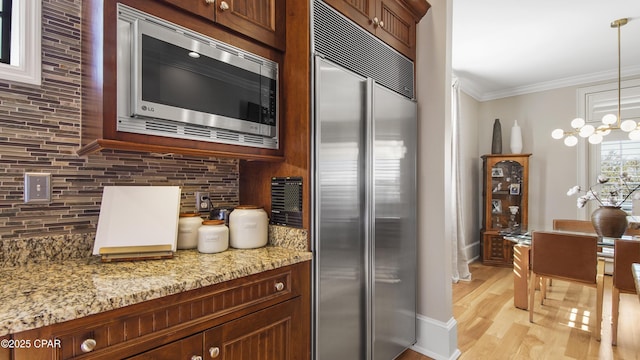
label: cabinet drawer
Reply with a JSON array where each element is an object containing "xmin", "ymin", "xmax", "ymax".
[{"xmin": 45, "ymin": 264, "xmax": 301, "ymax": 359}]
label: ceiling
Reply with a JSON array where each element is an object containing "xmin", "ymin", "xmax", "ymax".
[{"xmin": 452, "ymin": 0, "xmax": 640, "ymax": 101}]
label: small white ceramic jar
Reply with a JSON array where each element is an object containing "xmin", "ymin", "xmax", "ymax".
[
  {"xmin": 229, "ymin": 205, "xmax": 268, "ymax": 249},
  {"xmin": 177, "ymin": 213, "xmax": 203, "ymax": 249},
  {"xmin": 197, "ymin": 220, "xmax": 229, "ymax": 253}
]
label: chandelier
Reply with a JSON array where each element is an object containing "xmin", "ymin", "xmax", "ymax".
[{"xmin": 552, "ymin": 18, "xmax": 638, "ymax": 146}]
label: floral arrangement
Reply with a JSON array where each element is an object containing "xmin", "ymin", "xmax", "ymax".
[{"xmin": 567, "ymin": 173, "xmax": 640, "ymax": 208}]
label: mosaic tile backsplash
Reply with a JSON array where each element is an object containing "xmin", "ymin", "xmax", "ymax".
[{"xmin": 0, "ymin": 0, "xmax": 239, "ymax": 240}]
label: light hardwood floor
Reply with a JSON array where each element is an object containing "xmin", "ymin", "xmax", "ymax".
[{"xmin": 398, "ymin": 261, "xmax": 640, "ymax": 360}]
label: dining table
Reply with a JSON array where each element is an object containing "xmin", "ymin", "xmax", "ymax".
[
  {"xmin": 501, "ymin": 227, "xmax": 617, "ymax": 310},
  {"xmin": 633, "ymin": 263, "xmax": 640, "ymax": 301}
]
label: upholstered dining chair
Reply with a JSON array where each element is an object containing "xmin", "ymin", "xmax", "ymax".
[
  {"xmin": 611, "ymin": 239, "xmax": 640, "ymax": 345},
  {"xmin": 529, "ymin": 231, "xmax": 605, "ymax": 341},
  {"xmin": 549, "ymin": 220, "xmax": 598, "ymax": 288},
  {"xmin": 552, "ymin": 219, "xmax": 596, "ymax": 233},
  {"xmin": 623, "ymin": 226, "xmax": 640, "ymax": 237},
  {"xmin": 553, "ymin": 218, "xmax": 640, "ymax": 236}
]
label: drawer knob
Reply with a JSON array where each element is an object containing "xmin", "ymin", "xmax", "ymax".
[
  {"xmin": 204, "ymin": 0, "xmax": 214, "ymax": 4},
  {"xmin": 191, "ymin": 356, "xmax": 203, "ymax": 360},
  {"xmin": 275, "ymin": 282, "xmax": 285, "ymax": 291},
  {"xmin": 209, "ymin": 346, "xmax": 220, "ymax": 358},
  {"xmin": 80, "ymin": 338, "xmax": 97, "ymax": 353},
  {"xmin": 219, "ymin": 1, "xmax": 229, "ymax": 11},
  {"xmin": 372, "ymin": 17, "xmax": 379, "ymax": 26},
  {"xmin": 379, "ymin": 20, "xmax": 384, "ymax": 28}
]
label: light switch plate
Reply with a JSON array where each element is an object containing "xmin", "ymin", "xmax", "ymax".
[{"xmin": 24, "ymin": 173, "xmax": 52, "ymax": 203}]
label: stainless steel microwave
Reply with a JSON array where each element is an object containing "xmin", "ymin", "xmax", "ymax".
[{"xmin": 116, "ymin": 4, "xmax": 279, "ymax": 149}]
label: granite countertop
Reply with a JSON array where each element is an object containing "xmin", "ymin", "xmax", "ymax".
[{"xmin": 0, "ymin": 246, "xmax": 312, "ymax": 336}]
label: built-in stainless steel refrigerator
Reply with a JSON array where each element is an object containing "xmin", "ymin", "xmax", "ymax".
[{"xmin": 312, "ymin": 3, "xmax": 417, "ymax": 358}]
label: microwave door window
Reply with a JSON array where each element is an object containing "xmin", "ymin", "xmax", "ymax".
[{"xmin": 141, "ymin": 35, "xmax": 263, "ymax": 127}]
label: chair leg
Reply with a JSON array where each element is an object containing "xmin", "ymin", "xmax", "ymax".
[
  {"xmin": 612, "ymin": 287, "xmax": 620, "ymax": 346},
  {"xmin": 529, "ymin": 272, "xmax": 537, "ymax": 323},
  {"xmin": 595, "ymin": 260, "xmax": 604, "ymax": 342},
  {"xmin": 540, "ymin": 277, "xmax": 547, "ymax": 303}
]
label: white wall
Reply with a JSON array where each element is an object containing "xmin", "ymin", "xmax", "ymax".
[
  {"xmin": 459, "ymin": 90, "xmax": 481, "ymax": 260},
  {"xmin": 475, "ymin": 86, "xmax": 582, "ymax": 230},
  {"xmin": 414, "ymin": 0, "xmax": 460, "ymax": 359},
  {"xmin": 459, "ymin": 84, "xmax": 584, "ymax": 259},
  {"xmin": 464, "ymin": 76, "xmax": 640, "ymax": 235}
]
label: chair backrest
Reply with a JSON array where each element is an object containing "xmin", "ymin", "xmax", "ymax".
[
  {"xmin": 613, "ymin": 239, "xmax": 640, "ymax": 293},
  {"xmin": 623, "ymin": 226, "xmax": 640, "ymax": 237},
  {"xmin": 553, "ymin": 219, "xmax": 596, "ymax": 233},
  {"xmin": 531, "ymin": 231, "xmax": 598, "ymax": 284}
]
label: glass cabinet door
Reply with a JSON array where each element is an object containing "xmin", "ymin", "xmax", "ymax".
[{"xmin": 489, "ymin": 160, "xmax": 523, "ymax": 231}]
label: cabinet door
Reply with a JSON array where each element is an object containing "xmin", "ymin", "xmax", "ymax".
[
  {"xmin": 483, "ymin": 234, "xmax": 513, "ymax": 266},
  {"xmin": 204, "ymin": 298, "xmax": 299, "ymax": 360},
  {"xmin": 162, "ymin": 0, "xmax": 285, "ymax": 50},
  {"xmin": 322, "ymin": 0, "xmax": 376, "ymax": 33},
  {"xmin": 127, "ymin": 333, "xmax": 203, "ymax": 360},
  {"xmin": 215, "ymin": 0, "xmax": 286, "ymax": 50},
  {"xmin": 162, "ymin": 0, "xmax": 216, "ymax": 20},
  {"xmin": 374, "ymin": 0, "xmax": 416, "ymax": 59},
  {"xmin": 322, "ymin": 0, "xmax": 417, "ymax": 59}
]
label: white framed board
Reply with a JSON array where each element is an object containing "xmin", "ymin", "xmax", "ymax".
[{"xmin": 93, "ymin": 186, "xmax": 182, "ymax": 259}]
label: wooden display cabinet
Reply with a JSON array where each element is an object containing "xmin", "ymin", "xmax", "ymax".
[{"xmin": 481, "ymin": 154, "xmax": 531, "ymax": 266}]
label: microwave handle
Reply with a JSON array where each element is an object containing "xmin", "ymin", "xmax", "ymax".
[{"xmin": 130, "ymin": 19, "xmax": 141, "ymax": 116}]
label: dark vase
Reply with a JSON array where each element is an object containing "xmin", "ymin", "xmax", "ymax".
[
  {"xmin": 491, "ymin": 118, "xmax": 502, "ymax": 154},
  {"xmin": 591, "ymin": 206, "xmax": 628, "ymax": 238}
]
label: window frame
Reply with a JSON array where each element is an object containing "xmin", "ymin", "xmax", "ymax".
[
  {"xmin": 578, "ymin": 78, "xmax": 640, "ymax": 218},
  {"xmin": 0, "ymin": 0, "xmax": 13, "ymax": 64},
  {"xmin": 0, "ymin": 0, "xmax": 40, "ymax": 85}
]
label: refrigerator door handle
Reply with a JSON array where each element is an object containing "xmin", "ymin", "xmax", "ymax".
[{"xmin": 364, "ymin": 77, "xmax": 375, "ymax": 360}]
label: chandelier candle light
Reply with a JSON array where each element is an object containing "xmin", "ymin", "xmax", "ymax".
[{"xmin": 552, "ymin": 18, "xmax": 640, "ymax": 146}]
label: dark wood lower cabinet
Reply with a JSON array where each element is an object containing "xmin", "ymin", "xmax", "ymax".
[
  {"xmin": 129, "ymin": 298, "xmax": 300, "ymax": 360},
  {"xmin": 8, "ymin": 262, "xmax": 310, "ymax": 360},
  {"xmin": 482, "ymin": 233, "xmax": 514, "ymax": 266},
  {"xmin": 204, "ymin": 299, "xmax": 298, "ymax": 360}
]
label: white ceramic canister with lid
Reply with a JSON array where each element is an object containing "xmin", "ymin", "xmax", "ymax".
[
  {"xmin": 197, "ymin": 220, "xmax": 229, "ymax": 253},
  {"xmin": 229, "ymin": 205, "xmax": 268, "ymax": 249},
  {"xmin": 177, "ymin": 213, "xmax": 203, "ymax": 249}
]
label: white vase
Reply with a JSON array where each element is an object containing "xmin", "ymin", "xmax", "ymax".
[{"xmin": 510, "ymin": 120, "xmax": 523, "ymax": 154}]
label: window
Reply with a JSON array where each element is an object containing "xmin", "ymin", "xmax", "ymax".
[
  {"xmin": 0, "ymin": 0, "xmax": 12, "ymax": 64},
  {"xmin": 599, "ymin": 140, "xmax": 640, "ymax": 212},
  {"xmin": 578, "ymin": 78, "xmax": 640, "ymax": 217},
  {"xmin": 0, "ymin": 0, "xmax": 40, "ymax": 85}
]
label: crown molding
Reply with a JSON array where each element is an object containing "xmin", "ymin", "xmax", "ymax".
[{"xmin": 458, "ymin": 65, "xmax": 640, "ymax": 102}]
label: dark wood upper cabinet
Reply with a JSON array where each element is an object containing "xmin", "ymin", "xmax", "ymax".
[
  {"xmin": 162, "ymin": 0, "xmax": 286, "ymax": 51},
  {"xmin": 322, "ymin": 0, "xmax": 430, "ymax": 60},
  {"xmin": 80, "ymin": 0, "xmax": 285, "ymax": 161}
]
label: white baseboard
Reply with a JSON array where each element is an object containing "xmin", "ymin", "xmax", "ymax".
[{"xmin": 412, "ymin": 314, "xmax": 460, "ymax": 360}]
